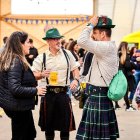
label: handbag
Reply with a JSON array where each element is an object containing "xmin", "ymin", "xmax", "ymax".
[
  {"xmin": 72, "ymin": 85, "xmax": 89, "ymax": 109},
  {"xmin": 97, "ymin": 62, "xmax": 128, "ymax": 101}
]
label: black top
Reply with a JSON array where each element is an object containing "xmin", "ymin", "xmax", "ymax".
[{"xmin": 82, "ymin": 52, "xmax": 94, "ymax": 76}]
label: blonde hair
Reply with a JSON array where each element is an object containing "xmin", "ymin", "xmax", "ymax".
[{"xmin": 119, "ymin": 42, "xmax": 128, "ymax": 65}]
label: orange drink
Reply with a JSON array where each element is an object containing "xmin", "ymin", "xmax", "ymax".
[
  {"xmin": 80, "ymin": 82, "xmax": 86, "ymax": 89},
  {"xmin": 49, "ymin": 71, "xmax": 58, "ymax": 85}
]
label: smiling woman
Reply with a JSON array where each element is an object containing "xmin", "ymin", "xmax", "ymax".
[{"xmin": 11, "ymin": 0, "xmax": 93, "ymax": 15}]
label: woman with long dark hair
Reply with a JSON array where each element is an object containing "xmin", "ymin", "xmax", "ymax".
[{"xmin": 0, "ymin": 31, "xmax": 46, "ymax": 140}]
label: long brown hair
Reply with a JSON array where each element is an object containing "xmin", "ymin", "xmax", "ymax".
[
  {"xmin": 68, "ymin": 40, "xmax": 77, "ymax": 52},
  {"xmin": 119, "ymin": 42, "xmax": 128, "ymax": 65},
  {"xmin": 0, "ymin": 31, "xmax": 29, "ymax": 71}
]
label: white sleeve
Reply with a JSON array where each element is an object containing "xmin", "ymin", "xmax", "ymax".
[
  {"xmin": 31, "ymin": 54, "xmax": 43, "ymax": 72},
  {"xmin": 77, "ymin": 26, "xmax": 115, "ymax": 57}
]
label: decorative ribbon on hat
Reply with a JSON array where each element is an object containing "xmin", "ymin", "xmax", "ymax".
[{"xmin": 101, "ymin": 16, "xmax": 107, "ymax": 25}]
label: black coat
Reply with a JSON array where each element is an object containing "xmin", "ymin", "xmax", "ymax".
[{"xmin": 0, "ymin": 57, "xmax": 37, "ymax": 111}]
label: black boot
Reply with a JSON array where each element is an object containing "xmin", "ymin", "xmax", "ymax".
[{"xmin": 60, "ymin": 131, "xmax": 69, "ymax": 140}]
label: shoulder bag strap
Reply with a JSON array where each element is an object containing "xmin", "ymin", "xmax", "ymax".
[
  {"xmin": 62, "ymin": 49, "xmax": 70, "ymax": 85},
  {"xmin": 42, "ymin": 53, "xmax": 49, "ymax": 85},
  {"xmin": 97, "ymin": 61, "xmax": 108, "ymax": 86}
]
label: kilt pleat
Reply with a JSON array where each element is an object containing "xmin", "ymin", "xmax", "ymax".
[{"xmin": 76, "ymin": 86, "xmax": 119, "ymax": 140}]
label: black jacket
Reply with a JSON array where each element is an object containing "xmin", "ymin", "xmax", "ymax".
[{"xmin": 0, "ymin": 57, "xmax": 37, "ymax": 111}]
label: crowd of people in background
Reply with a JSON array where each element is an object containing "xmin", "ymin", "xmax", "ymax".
[{"xmin": 1, "ymin": 15, "xmax": 140, "ymax": 140}]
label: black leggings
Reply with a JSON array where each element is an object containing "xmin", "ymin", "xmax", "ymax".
[
  {"xmin": 45, "ymin": 131, "xmax": 69, "ymax": 140},
  {"xmin": 124, "ymin": 89, "xmax": 130, "ymax": 108},
  {"xmin": 115, "ymin": 88, "xmax": 130, "ymax": 109}
]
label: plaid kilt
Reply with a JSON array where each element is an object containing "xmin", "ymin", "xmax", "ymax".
[
  {"xmin": 76, "ymin": 85, "xmax": 119, "ymax": 140},
  {"xmin": 38, "ymin": 92, "xmax": 76, "ymax": 132}
]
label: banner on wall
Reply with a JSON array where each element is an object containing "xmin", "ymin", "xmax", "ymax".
[{"xmin": 4, "ymin": 16, "xmax": 90, "ymax": 24}]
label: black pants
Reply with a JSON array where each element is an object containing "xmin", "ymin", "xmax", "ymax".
[
  {"xmin": 115, "ymin": 88, "xmax": 130, "ymax": 109},
  {"xmin": 45, "ymin": 131, "xmax": 69, "ymax": 140},
  {"xmin": 124, "ymin": 88, "xmax": 130, "ymax": 109},
  {"xmin": 4, "ymin": 110, "xmax": 36, "ymax": 140}
]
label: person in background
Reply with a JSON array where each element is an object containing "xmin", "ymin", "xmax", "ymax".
[
  {"xmin": 32, "ymin": 27, "xmax": 79, "ymax": 140},
  {"xmin": 129, "ymin": 46, "xmax": 137, "ymax": 59},
  {"xmin": 68, "ymin": 40, "xmax": 80, "ymax": 64},
  {"xmin": 81, "ymin": 51, "xmax": 94, "ymax": 77},
  {"xmin": 78, "ymin": 51, "xmax": 94, "ymax": 108},
  {"xmin": 68, "ymin": 38, "xmax": 74, "ymax": 44},
  {"xmin": 0, "ymin": 36, "xmax": 8, "ymax": 52},
  {"xmin": 60, "ymin": 39, "xmax": 66, "ymax": 49},
  {"xmin": 0, "ymin": 36, "xmax": 8, "ymax": 117},
  {"xmin": 118, "ymin": 42, "xmax": 137, "ymax": 111},
  {"xmin": 67, "ymin": 40, "xmax": 81, "ymax": 100},
  {"xmin": 128, "ymin": 47, "xmax": 140, "ymax": 104},
  {"xmin": 76, "ymin": 15, "xmax": 119, "ymax": 139},
  {"xmin": 25, "ymin": 38, "xmax": 38, "ymax": 66},
  {"xmin": 0, "ymin": 31, "xmax": 46, "ymax": 140}
]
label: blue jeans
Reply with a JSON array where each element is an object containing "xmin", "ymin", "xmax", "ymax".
[{"xmin": 129, "ymin": 70, "xmax": 140, "ymax": 101}]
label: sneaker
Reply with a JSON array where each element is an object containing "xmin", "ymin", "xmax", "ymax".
[
  {"xmin": 126, "ymin": 106, "xmax": 136, "ymax": 111},
  {"xmin": 130, "ymin": 105, "xmax": 136, "ymax": 110}
]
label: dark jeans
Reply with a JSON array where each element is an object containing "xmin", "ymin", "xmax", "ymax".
[
  {"xmin": 45, "ymin": 131, "xmax": 69, "ymax": 140},
  {"xmin": 4, "ymin": 110, "xmax": 36, "ymax": 140}
]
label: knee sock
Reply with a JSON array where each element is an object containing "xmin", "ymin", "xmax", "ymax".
[
  {"xmin": 60, "ymin": 131, "xmax": 69, "ymax": 140},
  {"xmin": 45, "ymin": 131, "xmax": 55, "ymax": 140}
]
